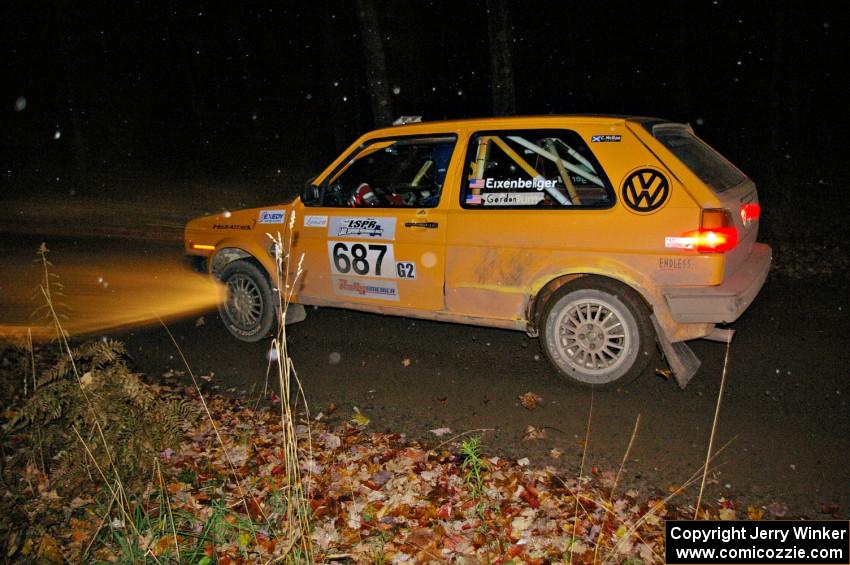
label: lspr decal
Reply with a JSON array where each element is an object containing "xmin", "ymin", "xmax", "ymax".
[{"xmin": 328, "ymin": 217, "xmax": 396, "ymax": 240}]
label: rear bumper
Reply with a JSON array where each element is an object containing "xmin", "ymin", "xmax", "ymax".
[{"xmin": 662, "ymin": 243, "xmax": 772, "ymax": 324}]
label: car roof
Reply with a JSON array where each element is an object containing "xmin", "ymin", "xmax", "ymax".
[{"xmin": 368, "ymin": 115, "xmax": 676, "ymax": 136}]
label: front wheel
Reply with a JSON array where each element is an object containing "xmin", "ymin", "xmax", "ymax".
[
  {"xmin": 217, "ymin": 260, "xmax": 276, "ymax": 342},
  {"xmin": 540, "ymin": 279, "xmax": 655, "ymax": 387}
]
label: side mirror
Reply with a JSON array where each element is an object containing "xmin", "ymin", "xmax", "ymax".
[{"xmin": 301, "ymin": 176, "xmax": 321, "ymax": 206}]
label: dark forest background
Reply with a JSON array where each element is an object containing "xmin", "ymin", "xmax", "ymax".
[{"xmin": 1, "ymin": 1, "xmax": 847, "ymax": 202}]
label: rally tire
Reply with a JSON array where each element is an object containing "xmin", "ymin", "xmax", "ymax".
[
  {"xmin": 539, "ymin": 278, "xmax": 655, "ymax": 387},
  {"xmin": 217, "ymin": 260, "xmax": 276, "ymax": 342}
]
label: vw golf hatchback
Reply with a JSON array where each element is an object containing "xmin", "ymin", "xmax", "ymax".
[{"xmin": 184, "ymin": 116, "xmax": 771, "ymax": 387}]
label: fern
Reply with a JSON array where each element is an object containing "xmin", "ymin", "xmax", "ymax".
[
  {"xmin": 6, "ymin": 339, "xmax": 198, "ymax": 493},
  {"xmin": 30, "ymin": 243, "xmax": 71, "ymax": 337}
]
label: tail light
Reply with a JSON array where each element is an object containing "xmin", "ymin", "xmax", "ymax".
[
  {"xmin": 740, "ymin": 202, "xmax": 761, "ymax": 226},
  {"xmin": 665, "ymin": 209, "xmax": 738, "ymax": 253}
]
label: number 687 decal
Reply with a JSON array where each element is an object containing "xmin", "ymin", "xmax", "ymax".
[{"xmin": 328, "ymin": 241, "xmax": 398, "ymax": 278}]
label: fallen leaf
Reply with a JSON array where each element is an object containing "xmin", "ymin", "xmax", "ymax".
[
  {"xmin": 36, "ymin": 534, "xmax": 63, "ymax": 564},
  {"xmin": 517, "ymin": 457, "xmax": 530, "ymax": 467},
  {"xmin": 319, "ymin": 432, "xmax": 341, "ymax": 449},
  {"xmin": 639, "ymin": 542, "xmax": 656, "ymax": 562},
  {"xmin": 152, "ymin": 535, "xmax": 173, "ymax": 556},
  {"xmin": 351, "ymin": 407, "xmax": 370, "ymax": 427},
  {"xmin": 70, "ymin": 496, "xmax": 93, "ymax": 509},
  {"xmin": 522, "ymin": 425, "xmax": 546, "ymax": 441},
  {"xmin": 747, "ymin": 505, "xmax": 764, "ymax": 520},
  {"xmin": 766, "ymin": 501, "xmax": 789, "ymax": 518},
  {"xmin": 820, "ymin": 503, "xmax": 842, "ymax": 515},
  {"xmin": 429, "ymin": 427, "xmax": 452, "ymax": 437},
  {"xmin": 518, "ymin": 484, "xmax": 540, "ymax": 508},
  {"xmin": 518, "ymin": 391, "xmax": 543, "ymax": 410},
  {"xmin": 402, "ymin": 358, "xmax": 411, "ymax": 367},
  {"xmin": 549, "ymin": 448, "xmax": 563, "ymax": 458},
  {"xmin": 195, "ymin": 316, "xmax": 205, "ymax": 327},
  {"xmin": 510, "ymin": 515, "xmax": 532, "ymax": 536},
  {"xmin": 719, "ymin": 507, "xmax": 737, "ymax": 520}
]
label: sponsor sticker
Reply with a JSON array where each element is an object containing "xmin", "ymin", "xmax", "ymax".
[
  {"xmin": 333, "ymin": 277, "xmax": 399, "ymax": 301},
  {"xmin": 303, "ymin": 215, "xmax": 328, "ymax": 228},
  {"xmin": 659, "ymin": 257, "xmax": 694, "ymax": 270},
  {"xmin": 482, "ymin": 192, "xmax": 545, "ymax": 206},
  {"xmin": 591, "ymin": 134, "xmax": 622, "ymax": 143},
  {"xmin": 328, "ymin": 241, "xmax": 396, "ymax": 278},
  {"xmin": 621, "ymin": 168, "xmax": 670, "ymax": 213},
  {"xmin": 258, "ymin": 209, "xmax": 286, "ymax": 224},
  {"xmin": 466, "ymin": 193, "xmax": 482, "ymax": 205},
  {"xmin": 665, "ymin": 236, "xmax": 694, "ymax": 250},
  {"xmin": 396, "ymin": 261, "xmax": 416, "ymax": 279},
  {"xmin": 476, "ymin": 177, "xmax": 558, "ymax": 191},
  {"xmin": 328, "ymin": 217, "xmax": 396, "ymax": 240},
  {"xmin": 469, "ymin": 178, "xmax": 486, "ymax": 189},
  {"xmin": 213, "ymin": 224, "xmax": 252, "ymax": 230}
]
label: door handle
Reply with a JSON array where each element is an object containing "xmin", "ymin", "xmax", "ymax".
[{"xmin": 404, "ymin": 221, "xmax": 439, "ymax": 229}]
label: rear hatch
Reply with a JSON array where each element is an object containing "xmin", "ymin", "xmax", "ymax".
[{"xmin": 649, "ymin": 122, "xmax": 760, "ymax": 278}]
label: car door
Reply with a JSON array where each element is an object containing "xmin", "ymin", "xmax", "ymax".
[
  {"xmin": 294, "ymin": 134, "xmax": 458, "ymax": 313},
  {"xmin": 445, "ymin": 126, "xmax": 617, "ymax": 321}
]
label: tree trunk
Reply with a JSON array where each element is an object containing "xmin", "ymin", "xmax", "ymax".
[
  {"xmin": 321, "ymin": 4, "xmax": 354, "ymax": 150},
  {"xmin": 486, "ymin": 0, "xmax": 516, "ymax": 116},
  {"xmin": 355, "ymin": 0, "xmax": 393, "ymax": 128}
]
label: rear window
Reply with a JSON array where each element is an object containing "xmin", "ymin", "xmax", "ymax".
[{"xmin": 652, "ymin": 125, "xmax": 747, "ymax": 193}]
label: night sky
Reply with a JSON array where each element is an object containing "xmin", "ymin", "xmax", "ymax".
[{"xmin": 2, "ymin": 1, "xmax": 846, "ymax": 195}]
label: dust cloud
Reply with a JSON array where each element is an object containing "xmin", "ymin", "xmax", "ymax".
[{"xmin": 0, "ymin": 252, "xmax": 225, "ymax": 341}]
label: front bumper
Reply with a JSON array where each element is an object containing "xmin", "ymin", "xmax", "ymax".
[
  {"xmin": 184, "ymin": 254, "xmax": 208, "ymax": 274},
  {"xmin": 662, "ymin": 243, "xmax": 772, "ymax": 324}
]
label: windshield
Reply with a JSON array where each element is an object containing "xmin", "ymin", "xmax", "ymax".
[{"xmin": 652, "ymin": 124, "xmax": 748, "ymax": 193}]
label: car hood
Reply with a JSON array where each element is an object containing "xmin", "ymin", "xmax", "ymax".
[{"xmin": 185, "ymin": 203, "xmax": 295, "ymax": 234}]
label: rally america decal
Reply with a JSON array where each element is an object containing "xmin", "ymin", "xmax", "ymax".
[
  {"xmin": 258, "ymin": 209, "xmax": 286, "ymax": 224},
  {"xmin": 328, "ymin": 217, "xmax": 396, "ymax": 240},
  {"xmin": 332, "ymin": 277, "xmax": 400, "ymax": 301}
]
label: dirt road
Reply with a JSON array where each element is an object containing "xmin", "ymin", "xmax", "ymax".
[{"xmin": 3, "ymin": 229, "xmax": 844, "ymax": 518}]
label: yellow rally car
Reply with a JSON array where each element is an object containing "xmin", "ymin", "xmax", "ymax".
[{"xmin": 184, "ymin": 116, "xmax": 771, "ymax": 388}]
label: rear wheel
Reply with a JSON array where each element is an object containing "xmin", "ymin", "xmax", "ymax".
[
  {"xmin": 540, "ymin": 278, "xmax": 655, "ymax": 387},
  {"xmin": 217, "ymin": 260, "xmax": 276, "ymax": 342}
]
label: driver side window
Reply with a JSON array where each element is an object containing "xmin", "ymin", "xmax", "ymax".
[{"xmin": 320, "ymin": 135, "xmax": 456, "ymax": 208}]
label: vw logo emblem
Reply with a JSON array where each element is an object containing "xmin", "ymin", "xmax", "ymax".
[{"xmin": 621, "ymin": 168, "xmax": 670, "ymax": 213}]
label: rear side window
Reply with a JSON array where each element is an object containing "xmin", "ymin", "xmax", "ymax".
[
  {"xmin": 461, "ymin": 130, "xmax": 613, "ymax": 209},
  {"xmin": 652, "ymin": 125, "xmax": 747, "ymax": 193}
]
